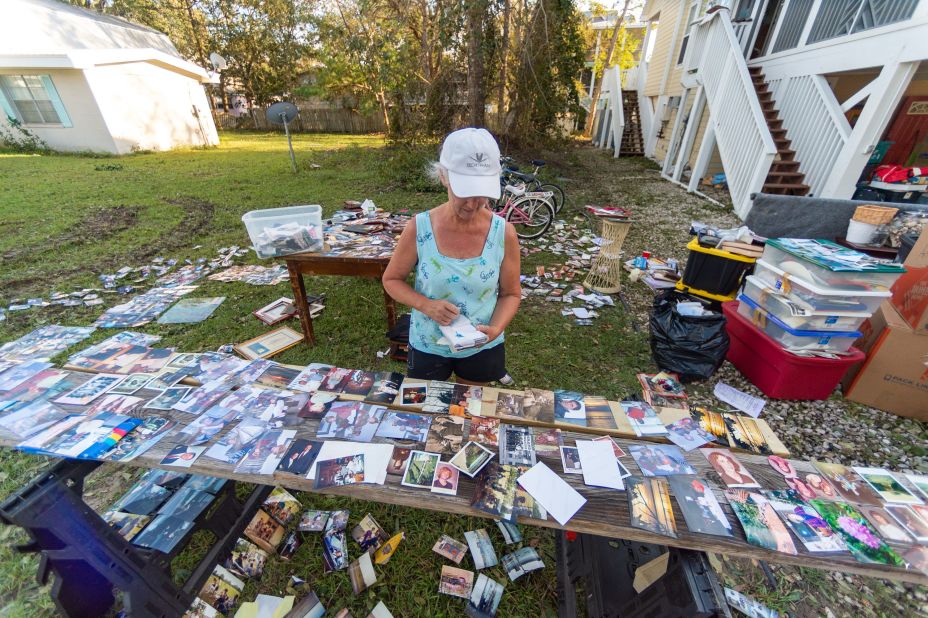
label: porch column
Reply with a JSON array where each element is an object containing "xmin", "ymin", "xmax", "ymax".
[
  {"xmin": 689, "ymin": 121, "xmax": 716, "ymax": 192},
  {"xmin": 662, "ymin": 89, "xmax": 691, "ymax": 175},
  {"xmin": 673, "ymin": 85, "xmax": 706, "ymax": 182}
]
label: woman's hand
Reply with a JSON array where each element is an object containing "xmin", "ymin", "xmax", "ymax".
[
  {"xmin": 476, "ymin": 325, "xmax": 502, "ymax": 342},
  {"xmin": 422, "ymin": 299, "xmax": 459, "ymax": 325}
]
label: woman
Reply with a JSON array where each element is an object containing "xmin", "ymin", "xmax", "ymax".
[
  {"xmin": 707, "ymin": 450, "xmax": 757, "ymax": 487},
  {"xmin": 383, "ymin": 128, "xmax": 520, "ymax": 385}
]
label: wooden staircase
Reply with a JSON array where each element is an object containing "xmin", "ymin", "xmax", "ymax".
[
  {"xmin": 749, "ymin": 66, "xmax": 809, "ymax": 196},
  {"xmin": 619, "ymin": 90, "xmax": 645, "ymax": 156}
]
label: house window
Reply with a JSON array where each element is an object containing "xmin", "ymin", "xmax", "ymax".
[
  {"xmin": 677, "ymin": 3, "xmax": 699, "ymax": 66},
  {"xmin": 0, "ymin": 75, "xmax": 65, "ymax": 125}
]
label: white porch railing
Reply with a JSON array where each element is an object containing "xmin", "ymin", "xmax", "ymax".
[
  {"xmin": 591, "ymin": 66, "xmax": 625, "ymax": 157},
  {"xmin": 683, "ymin": 8, "xmax": 777, "ymax": 218},
  {"xmin": 766, "ymin": 74, "xmax": 851, "ymax": 196}
]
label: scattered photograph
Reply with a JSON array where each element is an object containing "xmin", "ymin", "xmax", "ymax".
[
  {"xmin": 629, "ymin": 444, "xmax": 696, "ymax": 477},
  {"xmin": 638, "ymin": 372, "xmax": 686, "ymax": 398},
  {"xmin": 665, "ymin": 416, "xmax": 716, "ymax": 451},
  {"xmin": 627, "ymin": 476, "xmax": 677, "ymax": 538},
  {"xmin": 315, "ymin": 454, "xmax": 366, "ymax": 489},
  {"xmin": 317, "ymin": 402, "xmax": 385, "ymax": 442},
  {"xmin": 855, "ymin": 467, "xmax": 924, "ymax": 505},
  {"xmin": 233, "ymin": 429, "xmax": 297, "ymax": 475},
  {"xmin": 433, "ymin": 534, "xmax": 468, "ymax": 564},
  {"xmin": 85, "ymin": 393, "xmax": 145, "ymax": 417},
  {"xmin": 497, "ymin": 520, "xmax": 522, "ymax": 545},
  {"xmin": 339, "ymin": 369, "xmax": 378, "ymax": 397},
  {"xmin": 431, "ymin": 462, "xmax": 461, "ymax": 496},
  {"xmin": 767, "ymin": 455, "xmax": 798, "ymax": 478},
  {"xmin": 145, "ymin": 386, "xmax": 192, "ymax": 410},
  {"xmin": 203, "ymin": 419, "xmax": 265, "ymax": 465},
  {"xmin": 323, "ymin": 531, "xmax": 349, "ymax": 571},
  {"xmin": 466, "ymin": 574, "xmax": 504, "ymax": 618},
  {"xmin": 349, "ymin": 552, "xmax": 378, "ymax": 594},
  {"xmin": 351, "ymin": 513, "xmax": 389, "ymax": 554},
  {"xmin": 298, "ymin": 510, "xmax": 331, "ymax": 533},
  {"xmin": 886, "ymin": 505, "xmax": 928, "ymax": 542},
  {"xmin": 470, "ymin": 462, "xmax": 519, "ymax": 522},
  {"xmin": 279, "ymin": 531, "xmax": 302, "ymax": 560},
  {"xmin": 785, "ymin": 476, "xmax": 818, "ymax": 502},
  {"xmin": 108, "ymin": 373, "xmax": 155, "ymax": 395},
  {"xmin": 102, "ymin": 511, "xmax": 151, "ymax": 541},
  {"xmin": 763, "ymin": 489, "xmax": 847, "ymax": 553},
  {"xmin": 422, "ymin": 381, "xmax": 471, "ymax": 414},
  {"xmin": 158, "ymin": 487, "xmax": 215, "ymax": 522},
  {"xmin": 813, "ymin": 462, "xmax": 883, "ymax": 506},
  {"xmin": 470, "ymin": 417, "xmax": 501, "ymax": 448},
  {"xmin": 499, "ymin": 424, "xmax": 535, "ymax": 467},
  {"xmin": 161, "ymin": 444, "xmax": 206, "ymax": 468},
  {"xmin": 502, "ymin": 547, "xmax": 544, "ymax": 581},
  {"xmin": 805, "ymin": 472, "xmax": 840, "ymax": 501},
  {"xmin": 449, "ymin": 441, "xmax": 495, "ymax": 478},
  {"xmin": 702, "ymin": 448, "xmax": 760, "ymax": 488},
  {"xmin": 424, "ymin": 415, "xmax": 466, "ymax": 454},
  {"xmin": 533, "ymin": 428, "xmax": 563, "ymax": 456},
  {"xmin": 366, "ymin": 371, "xmax": 404, "ymax": 404},
  {"xmin": 375, "ymin": 411, "xmax": 432, "ymax": 442},
  {"xmin": 143, "ymin": 468, "xmax": 190, "ymax": 490},
  {"xmin": 620, "ymin": 400, "xmax": 667, "ymax": 436},
  {"xmin": 726, "ymin": 490, "xmax": 797, "ymax": 555},
  {"xmin": 0, "ymin": 401, "xmax": 73, "ymax": 439},
  {"xmin": 131, "ymin": 514, "xmax": 194, "ymax": 554},
  {"xmin": 666, "ymin": 476, "xmax": 733, "ymax": 538},
  {"xmin": 439, "ymin": 565, "xmax": 474, "ymax": 598},
  {"xmin": 158, "ymin": 297, "xmax": 225, "ymax": 324},
  {"xmin": 522, "ymin": 388, "xmax": 556, "ymax": 423},
  {"xmin": 401, "ymin": 450, "xmax": 441, "ymax": 489},
  {"xmin": 0, "ymin": 361, "xmax": 53, "ymax": 392},
  {"xmin": 722, "ymin": 413, "xmax": 772, "ymax": 455},
  {"xmin": 325, "ymin": 510, "xmax": 351, "ymax": 534},
  {"xmin": 263, "ymin": 487, "xmax": 302, "ymax": 526},
  {"xmin": 244, "ymin": 510, "xmax": 285, "ymax": 554},
  {"xmin": 198, "ymin": 565, "xmax": 244, "ymax": 615},
  {"xmin": 253, "ymin": 297, "xmax": 298, "ymax": 326},
  {"xmin": 811, "ymin": 500, "xmax": 905, "ymax": 566},
  {"xmin": 387, "ymin": 447, "xmax": 413, "ymax": 476},
  {"xmin": 689, "ymin": 407, "xmax": 730, "ymax": 446},
  {"xmin": 53, "ymin": 373, "xmax": 123, "ymax": 405},
  {"xmin": 233, "ymin": 326, "xmax": 303, "ymax": 360},
  {"xmin": 553, "ymin": 389, "xmax": 585, "ymax": 426},
  {"xmin": 287, "ymin": 363, "xmax": 332, "ymax": 394},
  {"xmin": 400, "ymin": 383, "xmax": 428, "ymax": 405},
  {"xmin": 906, "ymin": 474, "xmax": 928, "ymax": 502},
  {"xmin": 494, "ymin": 391, "xmax": 524, "ymax": 419},
  {"xmin": 560, "ymin": 446, "xmax": 582, "ymax": 474},
  {"xmin": 112, "ymin": 481, "xmax": 171, "ymax": 516},
  {"xmin": 859, "ymin": 505, "xmax": 913, "ymax": 544},
  {"xmin": 464, "ymin": 528, "xmax": 499, "ymax": 569},
  {"xmin": 276, "ymin": 439, "xmax": 323, "ymax": 476},
  {"xmin": 224, "ymin": 537, "xmax": 269, "ymax": 579}
]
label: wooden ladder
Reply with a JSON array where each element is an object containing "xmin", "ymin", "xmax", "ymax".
[
  {"xmin": 749, "ymin": 66, "xmax": 809, "ymax": 196},
  {"xmin": 619, "ymin": 90, "xmax": 645, "ymax": 157}
]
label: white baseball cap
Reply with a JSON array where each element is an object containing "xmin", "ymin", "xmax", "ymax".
[{"xmin": 439, "ymin": 128, "xmax": 502, "ymax": 199}]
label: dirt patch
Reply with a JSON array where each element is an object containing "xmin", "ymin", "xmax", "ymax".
[{"xmin": 133, "ymin": 196, "xmax": 216, "ymax": 260}]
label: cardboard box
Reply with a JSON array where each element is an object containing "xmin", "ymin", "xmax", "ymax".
[
  {"xmin": 890, "ymin": 229, "xmax": 928, "ymax": 334},
  {"xmin": 843, "ymin": 301, "xmax": 928, "ymax": 421}
]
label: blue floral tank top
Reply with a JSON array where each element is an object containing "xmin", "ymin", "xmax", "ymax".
[{"xmin": 410, "ymin": 210, "xmax": 506, "ymax": 357}]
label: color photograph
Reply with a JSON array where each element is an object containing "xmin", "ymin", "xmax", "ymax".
[
  {"xmin": 401, "ymin": 450, "xmax": 440, "ymax": 489},
  {"xmin": 449, "ymin": 441, "xmax": 495, "ymax": 477},
  {"xmin": 352, "ymin": 513, "xmax": 389, "ymax": 554},
  {"xmin": 627, "ymin": 476, "xmax": 677, "ymax": 538},
  {"xmin": 433, "ymin": 534, "xmax": 468, "ymax": 564},
  {"xmin": 859, "ymin": 505, "xmax": 913, "ymax": 544},
  {"xmin": 813, "ymin": 462, "xmax": 883, "ymax": 506},
  {"xmin": 666, "ymin": 475, "xmax": 732, "ymax": 537},
  {"xmin": 263, "ymin": 487, "xmax": 302, "ymax": 526},
  {"xmin": 665, "ymin": 416, "xmax": 716, "ymax": 451},
  {"xmin": 559, "ymin": 445, "xmax": 582, "ymax": 474},
  {"xmin": 198, "ymin": 565, "xmax": 244, "ymax": 615},
  {"xmin": 533, "ymin": 428, "xmax": 563, "ymax": 456},
  {"xmin": 439, "ymin": 565, "xmax": 474, "ymax": 598},
  {"xmin": 855, "ymin": 467, "xmax": 924, "ymax": 505},
  {"xmin": 763, "ymin": 489, "xmax": 846, "ymax": 553},
  {"xmin": 298, "ymin": 510, "xmax": 330, "ymax": 533},
  {"xmin": 464, "ymin": 528, "xmax": 498, "ymax": 569},
  {"xmin": 501, "ymin": 547, "xmax": 544, "ymax": 581},
  {"xmin": 467, "ymin": 574, "xmax": 504, "ymax": 617},
  {"xmin": 811, "ymin": 500, "xmax": 905, "ymax": 566},
  {"xmin": 886, "ymin": 505, "xmax": 928, "ymax": 542},
  {"xmin": 629, "ymin": 444, "xmax": 696, "ymax": 477},
  {"xmin": 244, "ymin": 509, "xmax": 285, "ymax": 554},
  {"xmin": 314, "ymin": 454, "xmax": 365, "ymax": 489},
  {"xmin": 702, "ymin": 448, "xmax": 760, "ymax": 488},
  {"xmin": 470, "ymin": 417, "xmax": 501, "ymax": 448},
  {"xmin": 726, "ymin": 490, "xmax": 797, "ymax": 555},
  {"xmin": 431, "ymin": 462, "xmax": 461, "ymax": 496},
  {"xmin": 224, "ymin": 537, "xmax": 269, "ymax": 579},
  {"xmin": 424, "ymin": 415, "xmax": 465, "ymax": 454},
  {"xmin": 375, "ymin": 411, "xmax": 432, "ymax": 442},
  {"xmin": 387, "ymin": 447, "xmax": 413, "ymax": 476}
]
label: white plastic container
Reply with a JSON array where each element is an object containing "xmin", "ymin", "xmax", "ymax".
[
  {"xmin": 736, "ymin": 295, "xmax": 861, "ymax": 354},
  {"xmin": 242, "ymin": 205, "xmax": 323, "ymax": 258},
  {"xmin": 741, "ymin": 275, "xmax": 870, "ymax": 332},
  {"xmin": 753, "ymin": 259, "xmax": 891, "ymax": 315},
  {"xmin": 760, "ymin": 239, "xmax": 905, "ymax": 292},
  {"xmin": 845, "ymin": 219, "xmax": 877, "ymax": 244}
]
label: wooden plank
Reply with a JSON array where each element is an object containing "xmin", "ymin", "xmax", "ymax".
[{"xmin": 3, "ymin": 372, "xmax": 925, "ymax": 585}]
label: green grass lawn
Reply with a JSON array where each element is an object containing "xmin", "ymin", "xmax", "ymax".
[{"xmin": 0, "ymin": 132, "xmax": 662, "ymax": 616}]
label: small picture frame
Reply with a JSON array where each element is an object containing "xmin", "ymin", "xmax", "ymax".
[
  {"xmin": 253, "ymin": 297, "xmax": 299, "ymax": 326},
  {"xmin": 234, "ymin": 326, "xmax": 304, "ymax": 360}
]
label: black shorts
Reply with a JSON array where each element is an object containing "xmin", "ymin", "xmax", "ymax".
[{"xmin": 407, "ymin": 344, "xmax": 506, "ymax": 383}]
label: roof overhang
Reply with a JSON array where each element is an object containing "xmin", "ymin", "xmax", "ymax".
[{"xmin": 0, "ymin": 48, "xmax": 216, "ymax": 83}]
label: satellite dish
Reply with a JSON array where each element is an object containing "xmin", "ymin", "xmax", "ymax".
[
  {"xmin": 209, "ymin": 52, "xmax": 228, "ymax": 71},
  {"xmin": 266, "ymin": 101, "xmax": 299, "ymax": 173}
]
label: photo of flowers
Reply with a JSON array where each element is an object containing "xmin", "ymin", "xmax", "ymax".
[{"xmin": 810, "ymin": 500, "xmax": 905, "ymax": 566}]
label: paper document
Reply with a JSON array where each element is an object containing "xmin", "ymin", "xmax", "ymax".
[
  {"xmin": 517, "ymin": 462, "xmax": 586, "ymax": 526},
  {"xmin": 713, "ymin": 382, "xmax": 766, "ymax": 418},
  {"xmin": 438, "ymin": 314, "xmax": 488, "ymax": 352},
  {"xmin": 576, "ymin": 440, "xmax": 625, "ymax": 490}
]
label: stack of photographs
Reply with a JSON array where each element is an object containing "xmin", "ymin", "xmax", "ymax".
[
  {"xmin": 812, "ymin": 462, "xmax": 883, "ymax": 506},
  {"xmin": 298, "ymin": 510, "xmax": 332, "ymax": 533}
]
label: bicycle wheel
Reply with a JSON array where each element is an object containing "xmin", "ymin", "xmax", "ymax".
[
  {"xmin": 538, "ymin": 183, "xmax": 566, "ymax": 214},
  {"xmin": 506, "ymin": 197, "xmax": 554, "ymax": 240}
]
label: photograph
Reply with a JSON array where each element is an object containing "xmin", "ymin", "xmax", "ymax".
[
  {"xmin": 702, "ymin": 448, "xmax": 760, "ymax": 488},
  {"xmin": 813, "ymin": 462, "xmax": 883, "ymax": 506},
  {"xmin": 886, "ymin": 505, "xmax": 928, "ymax": 542},
  {"xmin": 263, "ymin": 487, "xmax": 302, "ymax": 526},
  {"xmin": 253, "ymin": 363, "xmax": 300, "ymax": 390},
  {"xmin": 400, "ymin": 384, "xmax": 428, "ymax": 405},
  {"xmin": 637, "ymin": 372, "xmax": 686, "ymax": 398},
  {"xmin": 499, "ymin": 424, "xmax": 536, "ymax": 467},
  {"xmin": 449, "ymin": 441, "xmax": 495, "ymax": 478},
  {"xmin": 664, "ymin": 417, "xmax": 716, "ymax": 451},
  {"xmin": 494, "ymin": 391, "xmax": 525, "ymax": 419},
  {"xmin": 763, "ymin": 489, "xmax": 847, "ymax": 553},
  {"xmin": 522, "ymin": 388, "xmax": 556, "ymax": 423},
  {"xmin": 466, "ymin": 574, "xmax": 504, "ymax": 618},
  {"xmin": 855, "ymin": 467, "xmax": 924, "ymax": 505},
  {"xmin": 253, "ymin": 297, "xmax": 298, "ymax": 326},
  {"xmin": 325, "ymin": 510, "xmax": 351, "ymax": 534},
  {"xmin": 53, "ymin": 373, "xmax": 123, "ymax": 405},
  {"xmin": 688, "ymin": 407, "xmax": 730, "ymax": 446},
  {"xmin": 439, "ymin": 565, "xmax": 475, "ymax": 599},
  {"xmin": 157, "ymin": 487, "xmax": 214, "ymax": 522},
  {"xmin": 131, "ymin": 514, "xmax": 194, "ymax": 554},
  {"xmin": 111, "ymin": 481, "xmax": 171, "ymax": 517},
  {"xmin": 433, "ymin": 534, "xmax": 469, "ymax": 564},
  {"xmin": 104, "ymin": 416, "xmax": 177, "ymax": 463},
  {"xmin": 86, "ymin": 393, "xmax": 145, "ymax": 417},
  {"xmin": 160, "ymin": 444, "xmax": 205, "ymax": 468},
  {"xmin": 497, "ymin": 520, "xmax": 522, "ymax": 545},
  {"xmin": 143, "ymin": 468, "xmax": 189, "ymax": 490},
  {"xmin": 158, "ymin": 297, "xmax": 225, "ymax": 324},
  {"xmin": 620, "ymin": 400, "xmax": 667, "ymax": 437},
  {"xmin": 666, "ymin": 476, "xmax": 733, "ymax": 537},
  {"xmin": 431, "ymin": 462, "xmax": 461, "ymax": 496},
  {"xmin": 339, "ymin": 369, "xmax": 377, "ymax": 397},
  {"xmin": 144, "ymin": 386, "xmax": 192, "ymax": 410},
  {"xmin": 422, "ymin": 381, "xmax": 470, "ymax": 414},
  {"xmin": 375, "ymin": 411, "xmax": 432, "ymax": 442},
  {"xmin": 811, "ymin": 500, "xmax": 905, "ymax": 566},
  {"xmin": 0, "ymin": 401, "xmax": 74, "ymax": 439},
  {"xmin": 464, "ymin": 528, "xmax": 499, "ymax": 569},
  {"xmin": 233, "ymin": 326, "xmax": 303, "ymax": 360},
  {"xmin": 198, "ymin": 565, "xmax": 244, "ymax": 615},
  {"xmin": 627, "ymin": 476, "xmax": 677, "ymax": 538},
  {"xmin": 366, "ymin": 371, "xmax": 404, "ymax": 404},
  {"xmin": 502, "ymin": 547, "xmax": 544, "ymax": 581},
  {"xmin": 275, "ymin": 439, "xmax": 323, "ymax": 475},
  {"xmin": 559, "ymin": 446, "xmax": 582, "ymax": 474},
  {"xmin": 470, "ymin": 417, "xmax": 501, "ymax": 448},
  {"xmin": 424, "ymin": 415, "xmax": 466, "ymax": 454},
  {"xmin": 553, "ymin": 390, "xmax": 585, "ymax": 425},
  {"xmin": 387, "ymin": 447, "xmax": 413, "ymax": 476},
  {"xmin": 349, "ymin": 552, "xmax": 377, "ymax": 594},
  {"xmin": 203, "ymin": 419, "xmax": 265, "ymax": 465},
  {"xmin": 906, "ymin": 474, "xmax": 928, "ymax": 502},
  {"xmin": 726, "ymin": 490, "xmax": 797, "ymax": 555},
  {"xmin": 785, "ymin": 477, "xmax": 818, "ymax": 502},
  {"xmin": 101, "ymin": 511, "xmax": 150, "ymax": 542},
  {"xmin": 722, "ymin": 414, "xmax": 772, "ymax": 455},
  {"xmin": 298, "ymin": 510, "xmax": 331, "ymax": 533},
  {"xmin": 470, "ymin": 462, "xmax": 519, "ymax": 522},
  {"xmin": 244, "ymin": 509, "xmax": 286, "ymax": 554},
  {"xmin": 860, "ymin": 505, "xmax": 913, "ymax": 544},
  {"xmin": 315, "ymin": 454, "xmax": 366, "ymax": 489},
  {"xmin": 108, "ymin": 373, "xmax": 154, "ymax": 395},
  {"xmin": 768, "ymin": 455, "xmax": 798, "ymax": 478},
  {"xmin": 533, "ymin": 428, "xmax": 563, "ymax": 456},
  {"xmin": 287, "ymin": 363, "xmax": 332, "ymax": 394},
  {"xmin": 352, "ymin": 513, "xmax": 389, "ymax": 554},
  {"xmin": 0, "ymin": 361, "xmax": 53, "ymax": 392},
  {"xmin": 805, "ymin": 473, "xmax": 840, "ymax": 500},
  {"xmin": 278, "ymin": 531, "xmax": 302, "ymax": 560},
  {"xmin": 323, "ymin": 531, "xmax": 349, "ymax": 571},
  {"xmin": 630, "ymin": 444, "xmax": 697, "ymax": 477},
  {"xmin": 401, "ymin": 450, "xmax": 441, "ymax": 489},
  {"xmin": 224, "ymin": 537, "xmax": 269, "ymax": 579},
  {"xmin": 593, "ymin": 435, "xmax": 627, "ymax": 459},
  {"xmin": 319, "ymin": 367, "xmax": 352, "ymax": 392},
  {"xmin": 317, "ymin": 402, "xmax": 385, "ymax": 442}
]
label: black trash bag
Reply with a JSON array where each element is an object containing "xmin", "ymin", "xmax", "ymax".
[{"xmin": 649, "ymin": 290, "xmax": 729, "ymax": 382}]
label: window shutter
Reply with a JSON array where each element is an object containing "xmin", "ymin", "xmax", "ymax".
[{"xmin": 40, "ymin": 75, "xmax": 72, "ymax": 128}]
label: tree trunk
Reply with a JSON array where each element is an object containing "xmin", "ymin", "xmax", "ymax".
[
  {"xmin": 466, "ymin": 0, "xmax": 489, "ymax": 127},
  {"xmin": 496, "ymin": 0, "xmax": 510, "ymax": 128},
  {"xmin": 378, "ymin": 91, "xmax": 392, "ymax": 133},
  {"xmin": 583, "ymin": 0, "xmax": 632, "ymax": 137}
]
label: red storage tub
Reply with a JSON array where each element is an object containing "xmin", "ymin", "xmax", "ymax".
[{"xmin": 721, "ymin": 301, "xmax": 865, "ymax": 400}]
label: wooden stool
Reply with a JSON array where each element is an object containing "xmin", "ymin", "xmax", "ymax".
[{"xmin": 583, "ymin": 219, "xmax": 631, "ymax": 294}]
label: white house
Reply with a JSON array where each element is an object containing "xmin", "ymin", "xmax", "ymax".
[{"xmin": 0, "ymin": 0, "xmax": 219, "ymax": 154}]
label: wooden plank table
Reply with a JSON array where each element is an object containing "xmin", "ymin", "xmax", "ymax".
[
  {"xmin": 3, "ymin": 371, "xmax": 925, "ymax": 586},
  {"xmin": 278, "ymin": 252, "xmax": 396, "ymax": 346}
]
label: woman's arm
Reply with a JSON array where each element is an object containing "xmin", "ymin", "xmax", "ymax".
[
  {"xmin": 477, "ymin": 221, "xmax": 521, "ymax": 341},
  {"xmin": 382, "ymin": 219, "xmax": 460, "ymax": 325}
]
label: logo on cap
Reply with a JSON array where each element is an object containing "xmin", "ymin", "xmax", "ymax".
[{"xmin": 467, "ymin": 152, "xmax": 491, "ymax": 168}]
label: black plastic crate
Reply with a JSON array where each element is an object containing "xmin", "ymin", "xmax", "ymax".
[{"xmin": 680, "ymin": 238, "xmax": 756, "ymax": 300}]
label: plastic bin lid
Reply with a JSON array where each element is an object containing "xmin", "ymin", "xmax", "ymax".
[
  {"xmin": 743, "ymin": 276, "xmax": 871, "ymax": 317},
  {"xmin": 756, "ymin": 260, "xmax": 894, "ymax": 297},
  {"xmin": 736, "ymin": 294, "xmax": 862, "ymax": 338},
  {"xmin": 767, "ymin": 238, "xmax": 905, "ymax": 273},
  {"xmin": 685, "ymin": 237, "xmax": 757, "ymax": 263}
]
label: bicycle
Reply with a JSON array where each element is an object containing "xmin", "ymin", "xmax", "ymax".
[
  {"xmin": 499, "ymin": 156, "xmax": 567, "ymax": 214},
  {"xmin": 492, "ymin": 183, "xmax": 555, "ymax": 240}
]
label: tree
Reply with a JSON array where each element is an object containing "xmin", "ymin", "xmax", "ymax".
[{"xmin": 583, "ymin": 0, "xmax": 636, "ymax": 137}]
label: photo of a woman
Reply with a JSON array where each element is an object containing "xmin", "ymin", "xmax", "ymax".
[{"xmin": 705, "ymin": 449, "xmax": 760, "ymax": 488}]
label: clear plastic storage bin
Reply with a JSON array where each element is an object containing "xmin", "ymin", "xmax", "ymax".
[
  {"xmin": 753, "ymin": 259, "xmax": 891, "ymax": 315},
  {"xmin": 761, "ymin": 238, "xmax": 905, "ymax": 292},
  {"xmin": 242, "ymin": 205, "xmax": 323, "ymax": 258},
  {"xmin": 736, "ymin": 294, "xmax": 861, "ymax": 353},
  {"xmin": 741, "ymin": 275, "xmax": 870, "ymax": 332}
]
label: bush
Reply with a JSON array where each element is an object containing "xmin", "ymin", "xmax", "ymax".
[
  {"xmin": 0, "ymin": 118, "xmax": 47, "ymax": 153},
  {"xmin": 378, "ymin": 139, "xmax": 442, "ymax": 193}
]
